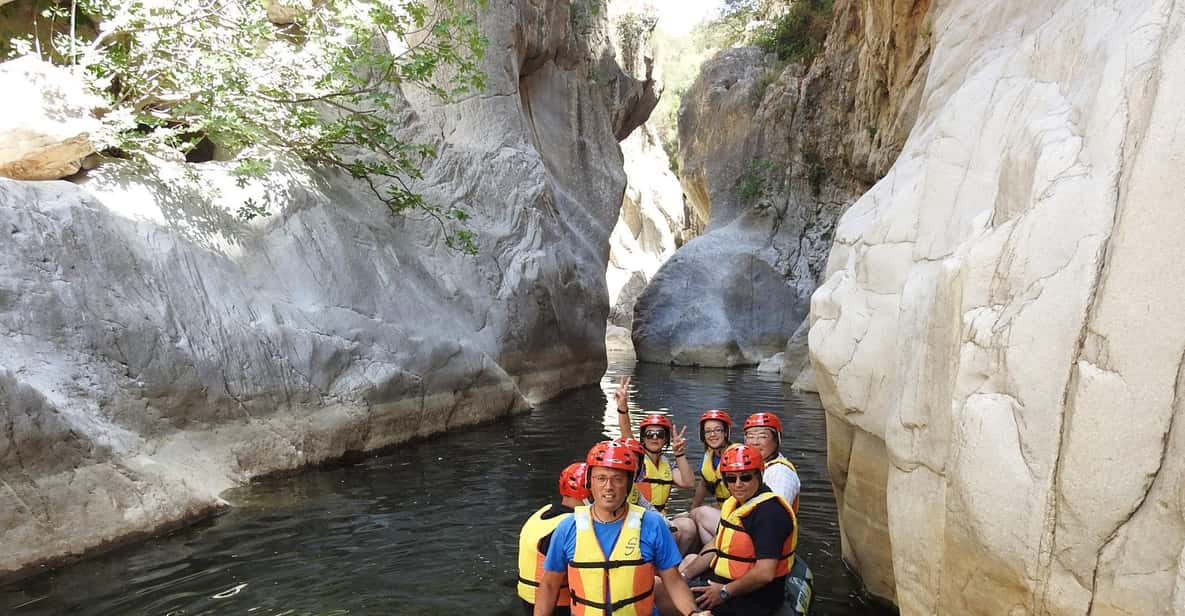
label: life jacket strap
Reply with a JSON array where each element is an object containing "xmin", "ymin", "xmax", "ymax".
[
  {"xmin": 715, "ymin": 549, "xmax": 758, "ymax": 563},
  {"xmin": 719, "ymin": 518, "xmax": 745, "ymax": 532},
  {"xmin": 569, "ymin": 558, "xmax": 650, "ymax": 569},
  {"xmin": 570, "ymin": 586, "xmax": 655, "ymax": 611},
  {"xmin": 517, "ymin": 576, "xmax": 568, "ymax": 589}
]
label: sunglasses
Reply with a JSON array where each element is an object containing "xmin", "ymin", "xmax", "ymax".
[
  {"xmin": 722, "ymin": 472, "xmax": 756, "ymax": 484},
  {"xmin": 642, "ymin": 430, "xmax": 667, "ymax": 439}
]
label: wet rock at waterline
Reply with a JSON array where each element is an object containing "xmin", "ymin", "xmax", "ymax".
[
  {"xmin": 0, "ymin": 0, "xmax": 655, "ymax": 577},
  {"xmin": 811, "ymin": 1, "xmax": 1185, "ymax": 613}
]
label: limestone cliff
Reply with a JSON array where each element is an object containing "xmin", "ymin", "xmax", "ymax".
[
  {"xmin": 0, "ymin": 0, "xmax": 654, "ymax": 577},
  {"xmin": 604, "ymin": 1, "xmax": 686, "ymax": 344},
  {"xmin": 812, "ymin": 0, "xmax": 1185, "ymax": 613},
  {"xmin": 608, "ymin": 122, "xmax": 686, "ymax": 333},
  {"xmin": 632, "ymin": 0, "xmax": 931, "ymax": 368}
]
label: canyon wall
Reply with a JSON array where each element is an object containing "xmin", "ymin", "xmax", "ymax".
[
  {"xmin": 0, "ymin": 0, "xmax": 655, "ymax": 577},
  {"xmin": 812, "ymin": 1, "xmax": 1185, "ymax": 613}
]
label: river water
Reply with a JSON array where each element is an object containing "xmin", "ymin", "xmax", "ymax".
[{"xmin": 2, "ymin": 350, "xmax": 893, "ymax": 615}]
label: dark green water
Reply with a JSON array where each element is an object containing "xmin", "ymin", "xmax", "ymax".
[{"xmin": 1, "ymin": 351, "xmax": 893, "ymax": 615}]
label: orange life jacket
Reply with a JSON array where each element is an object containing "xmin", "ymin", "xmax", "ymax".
[
  {"xmin": 567, "ymin": 505, "xmax": 655, "ymax": 616},
  {"xmin": 712, "ymin": 491, "xmax": 797, "ymax": 582}
]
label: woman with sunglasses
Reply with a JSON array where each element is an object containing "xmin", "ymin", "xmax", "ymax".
[
  {"xmin": 613, "ymin": 377, "xmax": 696, "ymax": 516},
  {"xmin": 681, "ymin": 444, "xmax": 804, "ymax": 616}
]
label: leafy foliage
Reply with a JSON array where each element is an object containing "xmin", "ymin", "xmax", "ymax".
[
  {"xmin": 752, "ymin": 0, "xmax": 834, "ymax": 65},
  {"xmin": 4, "ymin": 0, "xmax": 488, "ymax": 253},
  {"xmin": 737, "ymin": 158, "xmax": 775, "ymax": 204}
]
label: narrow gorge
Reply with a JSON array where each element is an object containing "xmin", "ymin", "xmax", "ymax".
[{"xmin": 3, "ymin": 0, "xmax": 1185, "ymax": 614}]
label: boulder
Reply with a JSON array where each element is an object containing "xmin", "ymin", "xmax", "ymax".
[
  {"xmin": 633, "ymin": 225, "xmax": 806, "ymax": 366},
  {"xmin": 634, "ymin": 0, "xmax": 931, "ymax": 367},
  {"xmin": 0, "ymin": 0, "xmax": 655, "ymax": 577},
  {"xmin": 757, "ymin": 352, "xmax": 785, "ymax": 374},
  {"xmin": 0, "ymin": 56, "xmax": 102, "ymax": 181},
  {"xmin": 811, "ymin": 0, "xmax": 1185, "ymax": 613}
]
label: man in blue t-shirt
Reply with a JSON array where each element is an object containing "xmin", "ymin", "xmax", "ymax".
[{"xmin": 533, "ymin": 441, "xmax": 710, "ymax": 616}]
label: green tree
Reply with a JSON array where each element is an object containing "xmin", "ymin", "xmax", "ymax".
[{"xmin": 4, "ymin": 0, "xmax": 487, "ymax": 253}]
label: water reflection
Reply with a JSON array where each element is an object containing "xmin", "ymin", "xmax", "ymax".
[{"xmin": 1, "ymin": 351, "xmax": 892, "ymax": 615}]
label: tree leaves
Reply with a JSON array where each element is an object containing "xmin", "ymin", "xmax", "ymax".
[{"xmin": 15, "ymin": 0, "xmax": 488, "ymax": 253}]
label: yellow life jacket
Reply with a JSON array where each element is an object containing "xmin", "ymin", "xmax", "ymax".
[
  {"xmin": 700, "ymin": 451, "xmax": 732, "ymax": 503},
  {"xmin": 765, "ymin": 456, "xmax": 801, "ymax": 514},
  {"xmin": 712, "ymin": 491, "xmax": 797, "ymax": 582},
  {"xmin": 517, "ymin": 503, "xmax": 572, "ymax": 605},
  {"xmin": 637, "ymin": 455, "xmax": 674, "ymax": 512},
  {"xmin": 567, "ymin": 504, "xmax": 656, "ymax": 616}
]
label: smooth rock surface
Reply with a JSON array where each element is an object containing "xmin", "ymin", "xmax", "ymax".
[
  {"xmin": 607, "ymin": 122, "xmax": 686, "ymax": 329},
  {"xmin": 633, "ymin": 0, "xmax": 931, "ymax": 367},
  {"xmin": 811, "ymin": 1, "xmax": 1185, "ymax": 613},
  {"xmin": 0, "ymin": 0, "xmax": 653, "ymax": 577},
  {"xmin": 0, "ymin": 56, "xmax": 102, "ymax": 181}
]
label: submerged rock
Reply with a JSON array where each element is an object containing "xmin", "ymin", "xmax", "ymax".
[
  {"xmin": 0, "ymin": 0, "xmax": 654, "ymax": 577},
  {"xmin": 812, "ymin": 0, "xmax": 1185, "ymax": 613}
]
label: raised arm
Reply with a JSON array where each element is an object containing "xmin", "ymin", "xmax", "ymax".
[
  {"xmin": 670, "ymin": 425, "xmax": 695, "ymax": 489},
  {"xmin": 614, "ymin": 375, "xmax": 635, "ymax": 439}
]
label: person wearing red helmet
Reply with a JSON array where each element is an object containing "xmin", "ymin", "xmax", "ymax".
[
  {"xmin": 532, "ymin": 442, "xmax": 710, "ymax": 616},
  {"xmin": 610, "ymin": 436, "xmax": 656, "ymax": 512},
  {"xmin": 613, "ymin": 377, "xmax": 696, "ymax": 515},
  {"xmin": 679, "ymin": 444, "xmax": 800, "ymax": 616},
  {"xmin": 672, "ymin": 409, "xmax": 737, "ymax": 556},
  {"xmin": 692, "ymin": 409, "xmax": 734, "ymax": 508},
  {"xmin": 743, "ymin": 413, "xmax": 800, "ymax": 513},
  {"xmin": 517, "ymin": 462, "xmax": 591, "ymax": 615}
]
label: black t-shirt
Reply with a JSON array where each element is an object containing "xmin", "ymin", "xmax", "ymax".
[
  {"xmin": 743, "ymin": 486, "xmax": 794, "ymax": 560},
  {"xmin": 711, "ymin": 485, "xmax": 794, "ymax": 613},
  {"xmin": 536, "ymin": 502, "xmax": 574, "ymax": 555}
]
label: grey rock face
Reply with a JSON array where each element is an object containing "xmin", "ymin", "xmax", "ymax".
[
  {"xmin": 608, "ymin": 123, "xmax": 686, "ymax": 331},
  {"xmin": 0, "ymin": 0, "xmax": 653, "ymax": 577},
  {"xmin": 633, "ymin": 0, "xmax": 930, "ymax": 368},
  {"xmin": 813, "ymin": 1, "xmax": 1185, "ymax": 613}
]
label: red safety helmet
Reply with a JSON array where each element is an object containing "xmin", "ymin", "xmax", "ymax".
[
  {"xmin": 612, "ymin": 437, "xmax": 647, "ymax": 481},
  {"xmin": 585, "ymin": 441, "xmax": 640, "ymax": 487},
  {"xmin": 558, "ymin": 462, "xmax": 591, "ymax": 500},
  {"xmin": 719, "ymin": 444, "xmax": 765, "ymax": 473},
  {"xmin": 743, "ymin": 412, "xmax": 783, "ymax": 441},
  {"xmin": 615, "ymin": 437, "xmax": 646, "ymax": 458},
  {"xmin": 639, "ymin": 414, "xmax": 673, "ymax": 437},
  {"xmin": 699, "ymin": 409, "xmax": 732, "ymax": 442}
]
